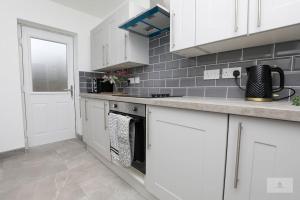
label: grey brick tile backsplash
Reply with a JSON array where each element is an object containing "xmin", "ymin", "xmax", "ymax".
[
  {"xmin": 166, "ymin": 79, "xmax": 180, "ymax": 87},
  {"xmin": 81, "ymin": 32, "xmax": 300, "ymax": 100},
  {"xmin": 160, "ymin": 70, "xmax": 173, "ymax": 79},
  {"xmin": 218, "ymin": 49, "xmax": 242, "ymax": 63},
  {"xmin": 180, "ymin": 77, "xmax": 196, "ymax": 87},
  {"xmin": 149, "ymin": 72, "xmax": 160, "ymax": 79},
  {"xmin": 197, "ymin": 54, "xmax": 217, "ymax": 66},
  {"xmin": 243, "ymin": 44, "xmax": 274, "ymax": 60},
  {"xmin": 275, "ymin": 40, "xmax": 300, "ymax": 57},
  {"xmin": 188, "ymin": 66, "xmax": 205, "ymax": 77},
  {"xmin": 257, "ymin": 57, "xmax": 292, "ymax": 71},
  {"xmin": 205, "ymin": 87, "xmax": 227, "ymax": 98},
  {"xmin": 187, "ymin": 88, "xmax": 205, "ymax": 97},
  {"xmin": 293, "ymin": 56, "xmax": 300, "ymax": 71},
  {"xmin": 173, "ymin": 68, "xmax": 187, "ymax": 78},
  {"xmin": 172, "ymin": 88, "xmax": 187, "ymax": 96}
]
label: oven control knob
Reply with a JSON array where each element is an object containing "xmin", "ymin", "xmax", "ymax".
[
  {"xmin": 113, "ymin": 104, "xmax": 118, "ymax": 108},
  {"xmin": 133, "ymin": 107, "xmax": 138, "ymax": 112}
]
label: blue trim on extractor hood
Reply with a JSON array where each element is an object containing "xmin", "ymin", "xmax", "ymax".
[{"xmin": 119, "ymin": 5, "xmax": 170, "ymax": 37}]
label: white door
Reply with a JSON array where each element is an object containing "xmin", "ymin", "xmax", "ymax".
[
  {"xmin": 249, "ymin": 0, "xmax": 300, "ymax": 34},
  {"xmin": 196, "ymin": 0, "xmax": 248, "ymax": 46},
  {"xmin": 21, "ymin": 26, "xmax": 75, "ymax": 147},
  {"xmin": 225, "ymin": 115, "xmax": 300, "ymax": 200},
  {"xmin": 146, "ymin": 106, "xmax": 227, "ymax": 200},
  {"xmin": 170, "ymin": 0, "xmax": 196, "ymax": 52}
]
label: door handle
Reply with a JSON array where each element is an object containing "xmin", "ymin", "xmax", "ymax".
[
  {"xmin": 64, "ymin": 85, "xmax": 73, "ymax": 98},
  {"xmin": 257, "ymin": 0, "xmax": 262, "ymax": 27},
  {"xmin": 85, "ymin": 99, "xmax": 88, "ymax": 121},
  {"xmin": 234, "ymin": 122, "xmax": 243, "ymax": 188},
  {"xmin": 124, "ymin": 33, "xmax": 127, "ymax": 60},
  {"xmin": 234, "ymin": 0, "xmax": 239, "ymax": 32},
  {"xmin": 146, "ymin": 108, "xmax": 151, "ymax": 149},
  {"xmin": 102, "ymin": 45, "xmax": 105, "ymax": 66},
  {"xmin": 104, "ymin": 102, "xmax": 107, "ymax": 130},
  {"xmin": 106, "ymin": 44, "xmax": 109, "ymax": 65},
  {"xmin": 171, "ymin": 11, "xmax": 175, "ymax": 48}
]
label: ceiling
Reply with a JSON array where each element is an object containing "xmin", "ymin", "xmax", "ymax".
[{"xmin": 50, "ymin": 0, "xmax": 125, "ymax": 19}]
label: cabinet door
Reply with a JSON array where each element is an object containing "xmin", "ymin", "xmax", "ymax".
[
  {"xmin": 91, "ymin": 26, "xmax": 106, "ymax": 70},
  {"xmin": 170, "ymin": 0, "xmax": 196, "ymax": 52},
  {"xmin": 249, "ymin": 0, "xmax": 300, "ymax": 34},
  {"xmin": 86, "ymin": 99, "xmax": 111, "ymax": 161},
  {"xmin": 108, "ymin": 9, "xmax": 128, "ymax": 66},
  {"xmin": 196, "ymin": 0, "xmax": 248, "ymax": 46},
  {"xmin": 225, "ymin": 115, "xmax": 300, "ymax": 200},
  {"xmin": 80, "ymin": 98, "xmax": 88, "ymax": 143},
  {"xmin": 146, "ymin": 106, "xmax": 227, "ymax": 200}
]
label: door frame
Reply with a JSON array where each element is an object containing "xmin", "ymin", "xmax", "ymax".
[{"xmin": 17, "ymin": 21, "xmax": 78, "ymax": 149}]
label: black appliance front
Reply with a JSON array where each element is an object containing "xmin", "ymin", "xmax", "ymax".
[{"xmin": 109, "ymin": 110, "xmax": 146, "ymax": 174}]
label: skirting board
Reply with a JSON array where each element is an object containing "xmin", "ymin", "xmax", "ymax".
[
  {"xmin": 86, "ymin": 145, "xmax": 158, "ymax": 200},
  {"xmin": 0, "ymin": 148, "xmax": 26, "ymax": 159}
]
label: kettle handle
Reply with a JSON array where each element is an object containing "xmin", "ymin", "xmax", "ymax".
[{"xmin": 271, "ymin": 67, "xmax": 285, "ymax": 93}]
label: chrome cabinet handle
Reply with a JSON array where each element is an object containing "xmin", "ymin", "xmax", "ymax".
[
  {"xmin": 102, "ymin": 45, "xmax": 105, "ymax": 66},
  {"xmin": 124, "ymin": 33, "xmax": 127, "ymax": 60},
  {"xmin": 146, "ymin": 108, "xmax": 151, "ymax": 149},
  {"xmin": 234, "ymin": 122, "xmax": 243, "ymax": 188},
  {"xmin": 171, "ymin": 11, "xmax": 175, "ymax": 49},
  {"xmin": 106, "ymin": 44, "xmax": 109, "ymax": 65},
  {"xmin": 257, "ymin": 0, "xmax": 262, "ymax": 27},
  {"xmin": 85, "ymin": 99, "xmax": 88, "ymax": 121},
  {"xmin": 104, "ymin": 102, "xmax": 107, "ymax": 130},
  {"xmin": 234, "ymin": 0, "xmax": 239, "ymax": 32}
]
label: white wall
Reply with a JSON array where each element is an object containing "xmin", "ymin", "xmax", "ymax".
[{"xmin": 0, "ymin": 0, "xmax": 101, "ymax": 152}]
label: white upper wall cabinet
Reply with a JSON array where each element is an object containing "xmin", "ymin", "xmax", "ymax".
[
  {"xmin": 170, "ymin": 0, "xmax": 300, "ymax": 56},
  {"xmin": 249, "ymin": 0, "xmax": 300, "ymax": 34},
  {"xmin": 91, "ymin": 0, "xmax": 149, "ymax": 71},
  {"xmin": 196, "ymin": 0, "xmax": 248, "ymax": 46},
  {"xmin": 170, "ymin": 0, "xmax": 196, "ymax": 52}
]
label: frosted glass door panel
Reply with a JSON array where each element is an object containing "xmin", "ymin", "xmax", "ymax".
[{"xmin": 30, "ymin": 38, "xmax": 67, "ymax": 92}]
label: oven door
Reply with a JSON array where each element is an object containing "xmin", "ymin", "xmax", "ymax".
[{"xmin": 109, "ymin": 111, "xmax": 146, "ymax": 174}]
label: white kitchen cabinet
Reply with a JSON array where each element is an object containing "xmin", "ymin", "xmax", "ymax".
[
  {"xmin": 196, "ymin": 0, "xmax": 248, "ymax": 46},
  {"xmin": 91, "ymin": 24, "xmax": 108, "ymax": 70},
  {"xmin": 82, "ymin": 98, "xmax": 111, "ymax": 161},
  {"xmin": 80, "ymin": 98, "xmax": 89, "ymax": 143},
  {"xmin": 171, "ymin": 0, "xmax": 300, "ymax": 57},
  {"xmin": 145, "ymin": 106, "xmax": 228, "ymax": 200},
  {"xmin": 91, "ymin": 0, "xmax": 149, "ymax": 71},
  {"xmin": 225, "ymin": 115, "xmax": 300, "ymax": 200},
  {"xmin": 249, "ymin": 0, "xmax": 300, "ymax": 34},
  {"xmin": 170, "ymin": 0, "xmax": 205, "ymax": 56}
]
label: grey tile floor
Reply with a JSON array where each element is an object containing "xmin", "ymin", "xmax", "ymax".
[{"xmin": 0, "ymin": 139, "xmax": 146, "ymax": 200}]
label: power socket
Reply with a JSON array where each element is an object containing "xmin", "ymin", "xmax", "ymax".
[
  {"xmin": 204, "ymin": 69, "xmax": 220, "ymax": 80},
  {"xmin": 222, "ymin": 67, "xmax": 241, "ymax": 79}
]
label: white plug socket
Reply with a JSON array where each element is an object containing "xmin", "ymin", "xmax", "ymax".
[
  {"xmin": 222, "ymin": 67, "xmax": 241, "ymax": 79},
  {"xmin": 134, "ymin": 77, "xmax": 140, "ymax": 84},
  {"xmin": 204, "ymin": 69, "xmax": 220, "ymax": 80}
]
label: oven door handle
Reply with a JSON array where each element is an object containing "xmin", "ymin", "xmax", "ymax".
[{"xmin": 147, "ymin": 107, "xmax": 151, "ymax": 149}]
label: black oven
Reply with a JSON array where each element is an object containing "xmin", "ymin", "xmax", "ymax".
[{"xmin": 109, "ymin": 101, "xmax": 146, "ymax": 174}]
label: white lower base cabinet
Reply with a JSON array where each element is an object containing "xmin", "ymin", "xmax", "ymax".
[
  {"xmin": 145, "ymin": 106, "xmax": 228, "ymax": 200},
  {"xmin": 83, "ymin": 98, "xmax": 111, "ymax": 161},
  {"xmin": 225, "ymin": 115, "xmax": 300, "ymax": 200}
]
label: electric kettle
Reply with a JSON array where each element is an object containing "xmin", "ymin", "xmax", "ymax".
[{"xmin": 245, "ymin": 65, "xmax": 285, "ymax": 102}]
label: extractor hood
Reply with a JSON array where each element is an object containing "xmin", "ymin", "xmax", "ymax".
[{"xmin": 119, "ymin": 5, "xmax": 170, "ymax": 37}]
